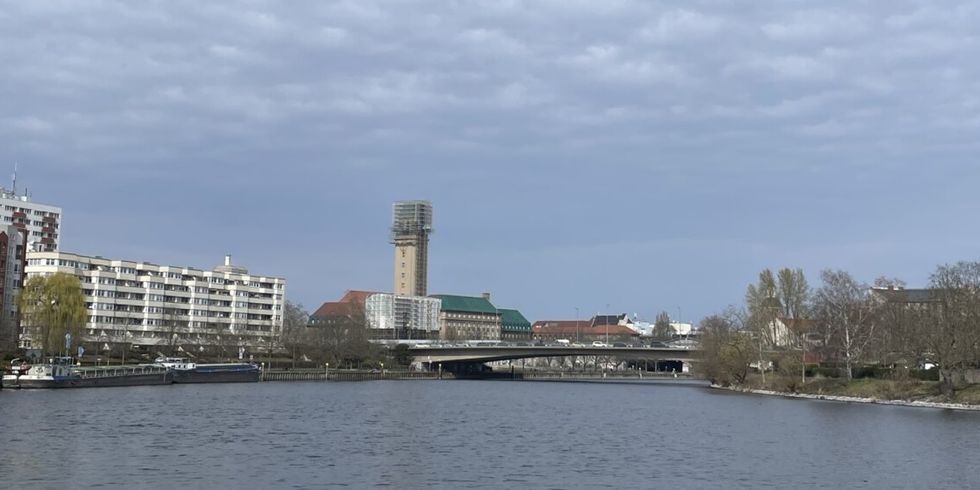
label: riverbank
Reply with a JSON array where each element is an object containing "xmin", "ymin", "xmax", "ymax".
[{"xmin": 714, "ymin": 377, "xmax": 980, "ymax": 411}]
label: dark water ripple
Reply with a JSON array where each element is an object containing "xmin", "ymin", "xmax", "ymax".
[{"xmin": 2, "ymin": 380, "xmax": 980, "ymax": 489}]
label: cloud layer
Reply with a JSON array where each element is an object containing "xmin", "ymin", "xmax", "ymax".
[{"xmin": 3, "ymin": 1, "xmax": 980, "ymax": 319}]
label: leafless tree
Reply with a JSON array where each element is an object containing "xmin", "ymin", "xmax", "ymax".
[
  {"xmin": 280, "ymin": 301, "xmax": 308, "ymax": 368},
  {"xmin": 696, "ymin": 307, "xmax": 753, "ymax": 386},
  {"xmin": 812, "ymin": 270, "xmax": 876, "ymax": 380},
  {"xmin": 922, "ymin": 262, "xmax": 980, "ymax": 397},
  {"xmin": 652, "ymin": 311, "xmax": 672, "ymax": 339}
]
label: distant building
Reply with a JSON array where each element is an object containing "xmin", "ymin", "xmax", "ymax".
[
  {"xmin": 391, "ymin": 201, "xmax": 433, "ymax": 297},
  {"xmin": 533, "ymin": 315, "xmax": 641, "ymax": 343},
  {"xmin": 431, "ymin": 293, "xmax": 501, "ymax": 340},
  {"xmin": 22, "ymin": 252, "xmax": 285, "ymax": 355},
  {"xmin": 498, "ymin": 308, "xmax": 531, "ymax": 341},
  {"xmin": 311, "ymin": 290, "xmax": 441, "ymax": 340},
  {"xmin": 0, "ymin": 225, "xmax": 27, "ymax": 349},
  {"xmin": 0, "ymin": 187, "xmax": 62, "ymax": 252}
]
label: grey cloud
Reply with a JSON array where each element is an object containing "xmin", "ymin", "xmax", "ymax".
[{"xmin": 4, "ymin": 0, "xmax": 980, "ymax": 316}]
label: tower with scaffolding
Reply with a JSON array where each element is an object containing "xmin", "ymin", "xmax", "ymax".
[{"xmin": 391, "ymin": 200, "xmax": 433, "ymax": 298}]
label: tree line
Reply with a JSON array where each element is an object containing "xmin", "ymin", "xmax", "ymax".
[
  {"xmin": 279, "ymin": 301, "xmax": 391, "ymax": 369},
  {"xmin": 699, "ymin": 262, "xmax": 980, "ymax": 398}
]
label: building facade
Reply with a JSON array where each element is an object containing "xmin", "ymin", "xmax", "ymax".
[
  {"xmin": 21, "ymin": 252, "xmax": 285, "ymax": 356},
  {"xmin": 0, "ymin": 225, "xmax": 27, "ymax": 349},
  {"xmin": 391, "ymin": 201, "xmax": 432, "ymax": 297},
  {"xmin": 0, "ymin": 188, "xmax": 62, "ymax": 252},
  {"xmin": 499, "ymin": 308, "xmax": 532, "ymax": 341},
  {"xmin": 311, "ymin": 290, "xmax": 441, "ymax": 340},
  {"xmin": 432, "ymin": 293, "xmax": 501, "ymax": 341}
]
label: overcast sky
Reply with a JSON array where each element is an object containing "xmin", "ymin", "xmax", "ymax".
[{"xmin": 3, "ymin": 1, "xmax": 980, "ymax": 323}]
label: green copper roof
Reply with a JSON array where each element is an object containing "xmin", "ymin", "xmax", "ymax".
[
  {"xmin": 499, "ymin": 308, "xmax": 531, "ymax": 332},
  {"xmin": 431, "ymin": 294, "xmax": 498, "ymax": 314}
]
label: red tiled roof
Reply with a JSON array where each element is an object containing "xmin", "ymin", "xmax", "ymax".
[
  {"xmin": 533, "ymin": 321, "xmax": 638, "ymax": 337},
  {"xmin": 532, "ymin": 320, "xmax": 591, "ymax": 331},
  {"xmin": 312, "ymin": 302, "xmax": 354, "ymax": 317},
  {"xmin": 340, "ymin": 290, "xmax": 377, "ymax": 304},
  {"xmin": 313, "ymin": 290, "xmax": 380, "ymax": 317}
]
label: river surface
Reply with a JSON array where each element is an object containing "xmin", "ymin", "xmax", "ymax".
[{"xmin": 2, "ymin": 379, "xmax": 979, "ymax": 489}]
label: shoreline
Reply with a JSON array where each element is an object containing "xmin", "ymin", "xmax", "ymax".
[{"xmin": 712, "ymin": 384, "xmax": 980, "ymax": 411}]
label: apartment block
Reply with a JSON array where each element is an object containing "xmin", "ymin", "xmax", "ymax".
[
  {"xmin": 22, "ymin": 252, "xmax": 285, "ymax": 356},
  {"xmin": 0, "ymin": 188, "xmax": 62, "ymax": 252}
]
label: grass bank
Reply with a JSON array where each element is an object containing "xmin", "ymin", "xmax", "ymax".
[{"xmin": 726, "ymin": 374, "xmax": 980, "ymax": 409}]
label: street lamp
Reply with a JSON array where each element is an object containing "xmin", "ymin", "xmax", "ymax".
[
  {"xmin": 605, "ymin": 303, "xmax": 610, "ymax": 347},
  {"xmin": 380, "ymin": 362, "xmax": 384, "ymax": 378}
]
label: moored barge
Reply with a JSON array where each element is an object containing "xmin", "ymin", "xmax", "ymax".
[
  {"xmin": 4, "ymin": 357, "xmax": 172, "ymax": 389},
  {"xmin": 155, "ymin": 357, "xmax": 260, "ymax": 383}
]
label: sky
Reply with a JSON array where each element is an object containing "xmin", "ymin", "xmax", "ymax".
[{"xmin": 3, "ymin": 1, "xmax": 980, "ymax": 324}]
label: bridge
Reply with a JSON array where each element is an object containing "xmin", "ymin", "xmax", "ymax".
[{"xmin": 407, "ymin": 345, "xmax": 699, "ymax": 364}]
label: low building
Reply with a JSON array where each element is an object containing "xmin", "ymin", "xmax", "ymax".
[
  {"xmin": 431, "ymin": 293, "xmax": 501, "ymax": 341},
  {"xmin": 311, "ymin": 290, "xmax": 440, "ymax": 340},
  {"xmin": 21, "ymin": 252, "xmax": 285, "ymax": 356},
  {"xmin": 533, "ymin": 315, "xmax": 641, "ymax": 344},
  {"xmin": 499, "ymin": 308, "xmax": 531, "ymax": 341}
]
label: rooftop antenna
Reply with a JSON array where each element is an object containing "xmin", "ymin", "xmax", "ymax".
[{"xmin": 11, "ymin": 162, "xmax": 17, "ymax": 195}]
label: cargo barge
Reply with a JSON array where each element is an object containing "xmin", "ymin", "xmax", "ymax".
[{"xmin": 3, "ymin": 357, "xmax": 172, "ymax": 389}]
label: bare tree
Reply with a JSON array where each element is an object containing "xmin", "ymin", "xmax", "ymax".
[
  {"xmin": 746, "ymin": 269, "xmax": 781, "ymax": 347},
  {"xmin": 812, "ymin": 270, "xmax": 875, "ymax": 380},
  {"xmin": 777, "ymin": 268, "xmax": 811, "ymax": 384},
  {"xmin": 280, "ymin": 301, "xmax": 308, "ymax": 368},
  {"xmin": 777, "ymin": 268, "xmax": 810, "ymax": 320},
  {"xmin": 304, "ymin": 301, "xmax": 378, "ymax": 369},
  {"xmin": 696, "ymin": 307, "xmax": 754, "ymax": 386},
  {"xmin": 652, "ymin": 311, "xmax": 672, "ymax": 339},
  {"xmin": 922, "ymin": 262, "xmax": 980, "ymax": 397}
]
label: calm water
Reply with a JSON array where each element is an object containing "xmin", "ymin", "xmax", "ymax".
[{"xmin": 2, "ymin": 379, "xmax": 979, "ymax": 489}]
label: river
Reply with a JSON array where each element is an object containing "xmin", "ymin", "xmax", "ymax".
[{"xmin": 1, "ymin": 379, "xmax": 979, "ymax": 488}]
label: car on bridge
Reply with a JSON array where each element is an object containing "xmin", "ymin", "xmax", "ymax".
[{"xmin": 591, "ymin": 341, "xmax": 608, "ymax": 347}]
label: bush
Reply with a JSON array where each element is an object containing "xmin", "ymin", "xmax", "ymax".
[
  {"xmin": 852, "ymin": 366, "xmax": 892, "ymax": 379},
  {"xmin": 910, "ymin": 367, "xmax": 940, "ymax": 381},
  {"xmin": 807, "ymin": 366, "xmax": 841, "ymax": 378}
]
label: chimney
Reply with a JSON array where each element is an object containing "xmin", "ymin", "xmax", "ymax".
[
  {"xmin": 481, "ymin": 292, "xmax": 491, "ymax": 301},
  {"xmin": 224, "ymin": 255, "xmax": 232, "ymax": 266}
]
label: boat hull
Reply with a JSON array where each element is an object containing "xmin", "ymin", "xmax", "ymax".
[
  {"xmin": 10, "ymin": 371, "xmax": 174, "ymax": 389},
  {"xmin": 173, "ymin": 364, "xmax": 260, "ymax": 383},
  {"xmin": 4, "ymin": 365, "xmax": 174, "ymax": 389}
]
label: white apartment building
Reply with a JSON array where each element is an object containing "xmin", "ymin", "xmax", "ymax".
[
  {"xmin": 0, "ymin": 188, "xmax": 62, "ymax": 252},
  {"xmin": 22, "ymin": 252, "xmax": 285, "ymax": 356}
]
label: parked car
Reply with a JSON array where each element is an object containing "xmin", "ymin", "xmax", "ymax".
[
  {"xmin": 591, "ymin": 341, "xmax": 608, "ymax": 347},
  {"xmin": 613, "ymin": 342, "xmax": 627, "ymax": 348}
]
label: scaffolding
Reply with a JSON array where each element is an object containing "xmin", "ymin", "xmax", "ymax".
[{"xmin": 391, "ymin": 201, "xmax": 433, "ymax": 297}]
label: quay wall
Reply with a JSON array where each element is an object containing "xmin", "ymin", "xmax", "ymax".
[{"xmin": 260, "ymin": 369, "xmax": 444, "ymax": 382}]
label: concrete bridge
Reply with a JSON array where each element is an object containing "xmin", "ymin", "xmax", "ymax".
[{"xmin": 407, "ymin": 345, "xmax": 699, "ymax": 364}]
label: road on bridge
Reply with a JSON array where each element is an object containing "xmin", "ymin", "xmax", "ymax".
[{"xmin": 406, "ymin": 344, "xmax": 699, "ymax": 363}]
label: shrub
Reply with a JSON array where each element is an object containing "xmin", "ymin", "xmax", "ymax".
[{"xmin": 910, "ymin": 367, "xmax": 940, "ymax": 381}]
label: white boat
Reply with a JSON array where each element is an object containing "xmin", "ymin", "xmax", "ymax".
[{"xmin": 2, "ymin": 358, "xmax": 31, "ymax": 388}]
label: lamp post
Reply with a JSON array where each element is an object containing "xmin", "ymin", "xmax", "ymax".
[
  {"xmin": 325, "ymin": 362, "xmax": 329, "ymax": 380},
  {"xmin": 380, "ymin": 362, "xmax": 384, "ymax": 378},
  {"xmin": 575, "ymin": 307, "xmax": 579, "ymax": 343},
  {"xmin": 605, "ymin": 303, "xmax": 610, "ymax": 347}
]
